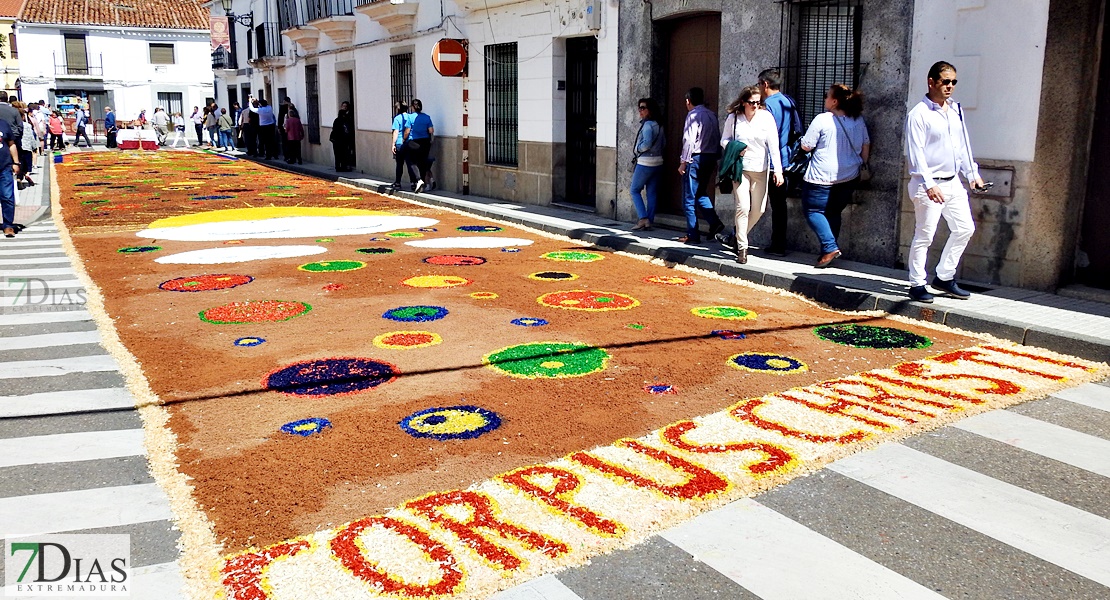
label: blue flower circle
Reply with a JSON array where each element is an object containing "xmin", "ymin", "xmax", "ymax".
[
  {"xmin": 457, "ymin": 225, "xmax": 503, "ymax": 232},
  {"xmin": 399, "ymin": 406, "xmax": 502, "ymax": 440},
  {"xmin": 511, "ymin": 317, "xmax": 548, "ymax": 327},
  {"xmin": 280, "ymin": 417, "xmax": 332, "ymax": 437},
  {"xmin": 234, "ymin": 337, "xmax": 266, "ymax": 347}
]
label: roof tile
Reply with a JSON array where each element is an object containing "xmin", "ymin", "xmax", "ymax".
[{"xmin": 20, "ymin": 0, "xmax": 209, "ymax": 30}]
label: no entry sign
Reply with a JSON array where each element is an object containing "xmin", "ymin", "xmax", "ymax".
[{"xmin": 432, "ymin": 38, "xmax": 468, "ymax": 77}]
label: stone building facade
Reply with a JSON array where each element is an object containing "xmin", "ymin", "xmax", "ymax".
[{"xmin": 211, "ymin": 0, "xmax": 1107, "ymax": 292}]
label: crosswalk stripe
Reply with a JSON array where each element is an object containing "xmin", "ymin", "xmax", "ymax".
[
  {"xmin": 6, "ymin": 233, "xmax": 63, "ymax": 239},
  {"xmin": 493, "ymin": 575, "xmax": 585, "ymax": 600},
  {"xmin": 1, "ymin": 330, "xmax": 101, "ymax": 350},
  {"xmin": 0, "ymin": 355, "xmax": 119, "ymax": 379},
  {"xmin": 0, "ymin": 248, "xmax": 67, "ymax": 256},
  {"xmin": 130, "ymin": 562, "xmax": 184, "ymax": 597},
  {"xmin": 1, "ymin": 243, "xmax": 65, "ymax": 250},
  {"xmin": 0, "ymin": 483, "xmax": 173, "ymax": 536},
  {"xmin": 954, "ymin": 410, "xmax": 1110, "ymax": 478},
  {"xmin": 0, "ymin": 256, "xmax": 72, "ymax": 265},
  {"xmin": 0, "ymin": 311, "xmax": 92, "ymax": 326},
  {"xmin": 828, "ymin": 443, "xmax": 1110, "ymax": 587},
  {"xmin": 0, "ymin": 387, "xmax": 135, "ymax": 418},
  {"xmin": 660, "ymin": 498, "xmax": 946, "ymax": 600},
  {"xmin": 0, "ymin": 428, "xmax": 145, "ymax": 467},
  {"xmin": 1052, "ymin": 383, "xmax": 1110, "ymax": 413},
  {"xmin": 0, "ymin": 267, "xmax": 77, "ymax": 276}
]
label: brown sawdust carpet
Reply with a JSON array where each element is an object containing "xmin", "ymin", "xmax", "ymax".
[{"xmin": 57, "ymin": 150, "xmax": 979, "ymax": 552}]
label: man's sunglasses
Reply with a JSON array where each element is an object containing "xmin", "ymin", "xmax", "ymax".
[{"xmin": 936, "ymin": 78, "xmax": 958, "ymax": 86}]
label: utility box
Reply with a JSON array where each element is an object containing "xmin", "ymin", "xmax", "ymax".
[{"xmin": 586, "ymin": 0, "xmax": 601, "ymax": 30}]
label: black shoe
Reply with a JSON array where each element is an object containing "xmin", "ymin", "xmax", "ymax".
[
  {"xmin": 736, "ymin": 248, "xmax": 748, "ymax": 264},
  {"xmin": 908, "ymin": 285, "xmax": 935, "ymax": 303},
  {"xmin": 708, "ymin": 222, "xmax": 725, "ymax": 238},
  {"xmin": 765, "ymin": 247, "xmax": 787, "ymax": 257},
  {"xmin": 931, "ymin": 277, "xmax": 971, "ymax": 299},
  {"xmin": 713, "ymin": 231, "xmax": 737, "ymax": 251}
]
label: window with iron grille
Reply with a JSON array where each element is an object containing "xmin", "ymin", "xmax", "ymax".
[
  {"xmin": 484, "ymin": 43, "xmax": 518, "ymax": 167},
  {"xmin": 149, "ymin": 43, "xmax": 175, "ymax": 65},
  {"xmin": 777, "ymin": 0, "xmax": 863, "ymax": 127},
  {"xmin": 306, "ymin": 64, "xmax": 321, "ymax": 144},
  {"xmin": 390, "ymin": 53, "xmax": 413, "ymax": 108}
]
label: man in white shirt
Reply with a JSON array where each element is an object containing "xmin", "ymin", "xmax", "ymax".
[
  {"xmin": 151, "ymin": 107, "xmax": 170, "ymax": 145},
  {"xmin": 904, "ymin": 60, "xmax": 987, "ymax": 303}
]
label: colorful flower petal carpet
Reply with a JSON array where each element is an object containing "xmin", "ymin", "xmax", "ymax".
[{"xmin": 51, "ymin": 150, "xmax": 1108, "ymax": 599}]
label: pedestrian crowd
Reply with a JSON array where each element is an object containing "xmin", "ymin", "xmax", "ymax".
[{"xmin": 634, "ymin": 60, "xmax": 987, "ymax": 300}]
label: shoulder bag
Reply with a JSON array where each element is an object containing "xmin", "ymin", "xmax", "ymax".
[{"xmin": 834, "ymin": 116, "xmax": 871, "ymax": 182}]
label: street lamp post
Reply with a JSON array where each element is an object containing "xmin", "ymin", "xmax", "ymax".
[{"xmin": 220, "ymin": 0, "xmax": 254, "ymax": 28}]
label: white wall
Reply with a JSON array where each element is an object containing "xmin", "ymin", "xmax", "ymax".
[
  {"xmin": 909, "ymin": 0, "xmax": 1049, "ymax": 162},
  {"xmin": 16, "ymin": 25, "xmax": 213, "ymax": 119}
]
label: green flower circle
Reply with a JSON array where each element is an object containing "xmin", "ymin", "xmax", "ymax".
[
  {"xmin": 297, "ymin": 260, "xmax": 366, "ymax": 272},
  {"xmin": 484, "ymin": 342, "xmax": 609, "ymax": 379},
  {"xmin": 691, "ymin": 306, "xmax": 757, "ymax": 320},
  {"xmin": 813, "ymin": 324, "xmax": 932, "ymax": 349}
]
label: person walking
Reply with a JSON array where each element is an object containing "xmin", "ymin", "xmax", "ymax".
[
  {"xmin": 629, "ymin": 97, "xmax": 664, "ymax": 231},
  {"xmin": 257, "ymin": 99, "xmax": 277, "ymax": 159},
  {"xmin": 104, "ymin": 107, "xmax": 118, "ymax": 148},
  {"xmin": 284, "ymin": 107, "xmax": 304, "ymax": 164},
  {"xmin": 190, "ymin": 106, "xmax": 204, "ymax": 145},
  {"xmin": 0, "ymin": 116, "xmax": 19, "ymax": 238},
  {"xmin": 13, "ymin": 101, "xmax": 36, "ymax": 188},
  {"xmin": 330, "ymin": 105, "xmax": 353, "ymax": 171},
  {"xmin": 390, "ymin": 101, "xmax": 417, "ymax": 189},
  {"xmin": 720, "ymin": 86, "xmax": 784, "ymax": 263},
  {"xmin": 238, "ymin": 101, "xmax": 252, "ymax": 153},
  {"xmin": 204, "ymin": 106, "xmax": 219, "ymax": 148},
  {"xmin": 48, "ymin": 111, "xmax": 65, "ymax": 150},
  {"xmin": 799, "ymin": 84, "xmax": 869, "ymax": 269},
  {"xmin": 231, "ymin": 102, "xmax": 242, "ymax": 147},
  {"xmin": 0, "ymin": 92, "xmax": 23, "ymax": 146},
  {"xmin": 403, "ymin": 99, "xmax": 434, "ymax": 192},
  {"xmin": 247, "ymin": 98, "xmax": 261, "ymax": 156},
  {"xmin": 217, "ymin": 108, "xmax": 234, "ymax": 150},
  {"xmin": 73, "ymin": 104, "xmax": 92, "ymax": 147},
  {"xmin": 151, "ymin": 106, "xmax": 170, "ymax": 145},
  {"xmin": 758, "ymin": 69, "xmax": 803, "ymax": 256},
  {"xmin": 905, "ymin": 60, "xmax": 986, "ymax": 303},
  {"xmin": 677, "ymin": 87, "xmax": 726, "ymax": 244}
]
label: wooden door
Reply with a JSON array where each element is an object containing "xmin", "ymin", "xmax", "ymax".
[
  {"xmin": 566, "ymin": 37, "xmax": 598, "ymax": 207},
  {"xmin": 1079, "ymin": 5, "xmax": 1110, "ymax": 288},
  {"xmin": 659, "ymin": 15, "xmax": 721, "ymax": 216}
]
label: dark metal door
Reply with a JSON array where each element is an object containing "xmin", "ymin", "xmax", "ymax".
[
  {"xmin": 566, "ymin": 37, "xmax": 597, "ymax": 207},
  {"xmin": 1079, "ymin": 5, "xmax": 1110, "ymax": 288},
  {"xmin": 660, "ymin": 15, "xmax": 721, "ymax": 216}
]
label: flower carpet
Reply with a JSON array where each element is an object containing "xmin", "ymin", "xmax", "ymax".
[{"xmin": 52, "ymin": 150, "xmax": 1108, "ymax": 599}]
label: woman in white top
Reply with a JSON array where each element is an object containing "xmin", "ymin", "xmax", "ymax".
[
  {"xmin": 720, "ymin": 85, "xmax": 784, "ymax": 262},
  {"xmin": 799, "ymin": 84, "xmax": 870, "ymax": 268}
]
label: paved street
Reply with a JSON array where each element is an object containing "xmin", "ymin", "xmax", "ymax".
[{"xmin": 2, "ymin": 158, "xmax": 1109, "ymax": 599}]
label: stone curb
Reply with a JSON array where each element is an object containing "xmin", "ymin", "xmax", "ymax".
[{"xmin": 256, "ymin": 159, "xmax": 1110, "ymax": 363}]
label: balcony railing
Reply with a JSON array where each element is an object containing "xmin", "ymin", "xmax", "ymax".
[
  {"xmin": 304, "ymin": 0, "xmax": 354, "ymax": 22},
  {"xmin": 212, "ymin": 47, "xmax": 237, "ymax": 70},
  {"xmin": 254, "ymin": 23, "xmax": 284, "ymax": 59},
  {"xmin": 55, "ymin": 54, "xmax": 104, "ymax": 76}
]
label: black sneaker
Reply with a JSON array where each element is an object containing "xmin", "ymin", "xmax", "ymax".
[
  {"xmin": 931, "ymin": 277, "xmax": 971, "ymax": 299},
  {"xmin": 713, "ymin": 231, "xmax": 737, "ymax": 251},
  {"xmin": 908, "ymin": 285, "xmax": 935, "ymax": 303}
]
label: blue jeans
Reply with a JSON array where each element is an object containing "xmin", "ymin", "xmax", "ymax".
[
  {"xmin": 219, "ymin": 130, "xmax": 234, "ymax": 148},
  {"xmin": 0, "ymin": 166, "xmax": 14, "ymax": 228},
  {"xmin": 630, "ymin": 164, "xmax": 661, "ymax": 221},
  {"xmin": 801, "ymin": 180, "xmax": 856, "ymax": 253},
  {"xmin": 682, "ymin": 154, "xmax": 724, "ymax": 240}
]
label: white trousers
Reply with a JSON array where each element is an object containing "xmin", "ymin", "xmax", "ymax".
[
  {"xmin": 733, "ymin": 170, "xmax": 769, "ymax": 250},
  {"xmin": 908, "ymin": 178, "xmax": 975, "ymax": 287}
]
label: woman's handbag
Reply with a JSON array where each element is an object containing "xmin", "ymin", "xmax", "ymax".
[
  {"xmin": 783, "ymin": 138, "xmax": 811, "ymax": 177},
  {"xmin": 405, "ymin": 137, "xmax": 421, "ymax": 152},
  {"xmin": 834, "ymin": 116, "xmax": 871, "ymax": 182},
  {"xmin": 717, "ymin": 177, "xmax": 734, "ymax": 195}
]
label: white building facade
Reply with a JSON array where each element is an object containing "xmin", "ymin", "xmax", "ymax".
[
  {"xmin": 212, "ymin": 0, "xmax": 617, "ymax": 210},
  {"xmin": 16, "ymin": 0, "xmax": 213, "ymax": 132}
]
